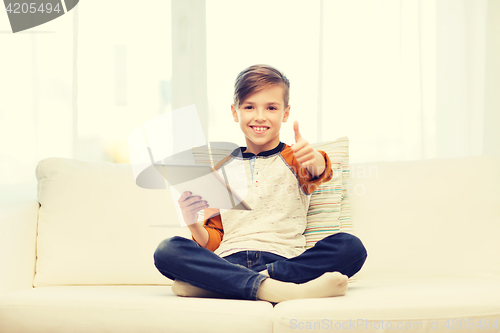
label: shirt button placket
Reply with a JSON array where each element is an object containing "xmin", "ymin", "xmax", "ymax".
[
  {"xmin": 253, "ymin": 159, "xmax": 259, "ymax": 187},
  {"xmin": 255, "ymin": 171, "xmax": 259, "ymax": 185}
]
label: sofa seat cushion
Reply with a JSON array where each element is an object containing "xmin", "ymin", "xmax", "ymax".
[
  {"xmin": 0, "ymin": 286, "xmax": 274, "ymax": 333},
  {"xmin": 273, "ymin": 277, "xmax": 500, "ymax": 333}
]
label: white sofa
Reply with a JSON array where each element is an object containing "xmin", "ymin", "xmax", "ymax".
[{"xmin": 1, "ymin": 155, "xmax": 499, "ymax": 333}]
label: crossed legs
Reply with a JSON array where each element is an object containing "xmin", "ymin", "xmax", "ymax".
[{"xmin": 154, "ymin": 233, "xmax": 367, "ymax": 302}]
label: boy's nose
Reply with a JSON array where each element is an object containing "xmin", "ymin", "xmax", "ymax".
[{"xmin": 255, "ymin": 109, "xmax": 267, "ymax": 121}]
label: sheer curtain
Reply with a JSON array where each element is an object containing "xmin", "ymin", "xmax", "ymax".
[
  {"xmin": 0, "ymin": 9, "xmax": 73, "ymax": 202},
  {"xmin": 0, "ymin": 0, "xmax": 172, "ymax": 203},
  {"xmin": 205, "ymin": 0, "xmax": 495, "ymax": 164},
  {"xmin": 75, "ymin": 0, "xmax": 172, "ymax": 163}
]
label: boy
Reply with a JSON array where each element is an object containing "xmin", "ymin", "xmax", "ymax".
[{"xmin": 154, "ymin": 64, "xmax": 367, "ymax": 302}]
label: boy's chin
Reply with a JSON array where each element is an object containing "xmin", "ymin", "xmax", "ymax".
[{"xmin": 247, "ymin": 138, "xmax": 276, "ymax": 148}]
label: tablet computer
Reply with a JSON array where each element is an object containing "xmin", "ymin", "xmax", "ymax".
[{"xmin": 153, "ymin": 163, "xmax": 252, "ymax": 210}]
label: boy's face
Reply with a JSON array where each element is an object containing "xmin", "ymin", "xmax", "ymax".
[{"xmin": 231, "ymin": 84, "xmax": 290, "ymax": 155}]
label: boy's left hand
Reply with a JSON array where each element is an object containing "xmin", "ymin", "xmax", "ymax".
[{"xmin": 290, "ymin": 121, "xmax": 316, "ymax": 167}]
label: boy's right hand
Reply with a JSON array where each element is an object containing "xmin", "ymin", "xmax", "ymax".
[{"xmin": 178, "ymin": 191, "xmax": 209, "ymax": 226}]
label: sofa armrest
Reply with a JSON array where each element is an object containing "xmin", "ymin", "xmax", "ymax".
[{"xmin": 0, "ymin": 200, "xmax": 39, "ymax": 295}]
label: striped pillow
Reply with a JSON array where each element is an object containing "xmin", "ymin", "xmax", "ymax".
[{"xmin": 305, "ymin": 137, "xmax": 351, "ymax": 248}]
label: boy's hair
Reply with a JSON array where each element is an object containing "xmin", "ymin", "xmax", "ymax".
[{"xmin": 233, "ymin": 64, "xmax": 290, "ymax": 110}]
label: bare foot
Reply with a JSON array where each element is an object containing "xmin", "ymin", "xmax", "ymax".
[
  {"xmin": 296, "ymin": 271, "xmax": 349, "ymax": 298},
  {"xmin": 256, "ymin": 271, "xmax": 349, "ymax": 303}
]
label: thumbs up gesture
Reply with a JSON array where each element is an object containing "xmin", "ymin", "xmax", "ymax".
[
  {"xmin": 291, "ymin": 121, "xmax": 326, "ymax": 178},
  {"xmin": 290, "ymin": 121, "xmax": 316, "ymax": 168}
]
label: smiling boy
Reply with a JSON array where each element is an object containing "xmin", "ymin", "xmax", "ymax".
[
  {"xmin": 153, "ymin": 64, "xmax": 367, "ymax": 302},
  {"xmin": 233, "ymin": 83, "xmax": 326, "ymax": 176}
]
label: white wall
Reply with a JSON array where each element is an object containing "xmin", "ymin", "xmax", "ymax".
[{"xmin": 483, "ymin": 0, "xmax": 500, "ymax": 157}]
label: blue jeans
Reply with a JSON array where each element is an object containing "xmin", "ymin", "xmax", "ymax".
[{"xmin": 153, "ymin": 232, "xmax": 367, "ymax": 300}]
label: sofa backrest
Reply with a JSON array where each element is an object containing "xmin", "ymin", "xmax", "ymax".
[
  {"xmin": 350, "ymin": 155, "xmax": 500, "ymax": 280},
  {"xmin": 34, "ymin": 155, "xmax": 500, "ymax": 287},
  {"xmin": 35, "ymin": 157, "xmax": 189, "ymax": 287}
]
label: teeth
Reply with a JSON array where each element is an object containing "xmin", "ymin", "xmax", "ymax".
[{"xmin": 252, "ymin": 127, "xmax": 268, "ymax": 132}]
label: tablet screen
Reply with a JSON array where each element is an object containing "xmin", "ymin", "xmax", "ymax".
[{"xmin": 154, "ymin": 164, "xmax": 251, "ymax": 210}]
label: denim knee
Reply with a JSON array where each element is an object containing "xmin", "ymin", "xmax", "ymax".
[
  {"xmin": 340, "ymin": 232, "xmax": 367, "ymax": 258},
  {"xmin": 323, "ymin": 232, "xmax": 368, "ymax": 264},
  {"xmin": 153, "ymin": 236, "xmax": 188, "ymax": 269},
  {"xmin": 339, "ymin": 232, "xmax": 367, "ymax": 261}
]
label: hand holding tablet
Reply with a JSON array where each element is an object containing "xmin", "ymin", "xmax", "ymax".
[{"xmin": 177, "ymin": 191, "xmax": 210, "ymax": 226}]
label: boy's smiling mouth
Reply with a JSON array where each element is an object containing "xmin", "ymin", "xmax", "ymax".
[{"xmin": 250, "ymin": 126, "xmax": 269, "ymax": 134}]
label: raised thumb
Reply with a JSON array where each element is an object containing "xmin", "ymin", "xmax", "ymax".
[{"xmin": 293, "ymin": 121, "xmax": 301, "ymax": 142}]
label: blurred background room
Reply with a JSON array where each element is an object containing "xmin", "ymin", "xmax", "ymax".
[{"xmin": 1, "ymin": 0, "xmax": 499, "ymax": 204}]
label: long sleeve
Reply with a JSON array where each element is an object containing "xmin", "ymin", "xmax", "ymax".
[
  {"xmin": 280, "ymin": 146, "xmax": 334, "ymax": 195},
  {"xmin": 191, "ymin": 208, "xmax": 224, "ymax": 252}
]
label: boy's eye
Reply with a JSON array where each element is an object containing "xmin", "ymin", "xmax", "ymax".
[{"xmin": 243, "ymin": 106, "xmax": 277, "ymax": 110}]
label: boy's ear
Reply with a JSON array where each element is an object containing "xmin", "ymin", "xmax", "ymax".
[
  {"xmin": 231, "ymin": 104, "xmax": 239, "ymax": 122},
  {"xmin": 282, "ymin": 105, "xmax": 291, "ymax": 123}
]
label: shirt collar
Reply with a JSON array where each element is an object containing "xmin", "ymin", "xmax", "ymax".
[{"xmin": 231, "ymin": 141, "xmax": 285, "ymax": 159}]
